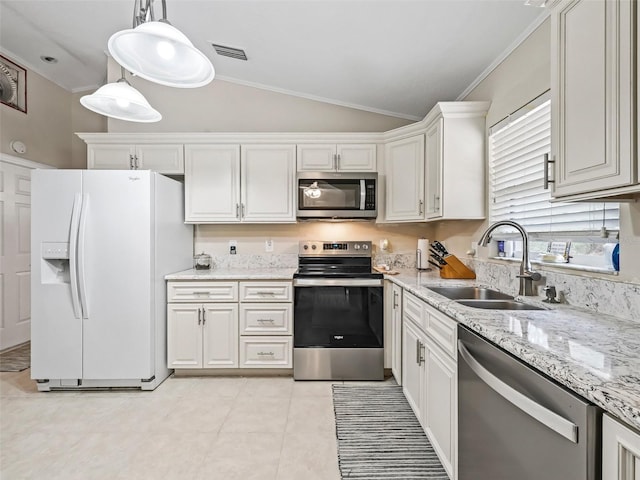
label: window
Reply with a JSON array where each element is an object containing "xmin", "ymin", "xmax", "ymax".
[{"xmin": 488, "ymin": 93, "xmax": 619, "ymax": 272}]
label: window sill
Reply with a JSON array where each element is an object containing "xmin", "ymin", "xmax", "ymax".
[{"xmin": 488, "ymin": 256, "xmax": 619, "ymax": 276}]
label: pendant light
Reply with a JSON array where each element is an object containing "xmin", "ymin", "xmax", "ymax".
[
  {"xmin": 80, "ymin": 68, "xmax": 162, "ymax": 123},
  {"xmin": 108, "ymin": 0, "xmax": 214, "ymax": 88}
]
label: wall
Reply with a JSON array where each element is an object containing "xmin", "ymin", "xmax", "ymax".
[
  {"xmin": 0, "ymin": 58, "xmax": 72, "ymax": 168},
  {"xmin": 71, "ymin": 90, "xmax": 107, "ymax": 169},
  {"xmin": 106, "ymin": 59, "xmax": 412, "ymax": 134}
]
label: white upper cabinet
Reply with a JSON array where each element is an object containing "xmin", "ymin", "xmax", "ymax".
[
  {"xmin": 184, "ymin": 144, "xmax": 241, "ymax": 223},
  {"xmin": 297, "ymin": 144, "xmax": 376, "ymax": 172},
  {"xmin": 87, "ymin": 144, "xmax": 184, "ymax": 174},
  {"xmin": 384, "ymin": 135, "xmax": 425, "ymax": 222},
  {"xmin": 241, "ymin": 145, "xmax": 296, "ymax": 223},
  {"xmin": 550, "ymin": 0, "xmax": 638, "ymax": 200},
  {"xmin": 424, "ymin": 102, "xmax": 488, "ymax": 221},
  {"xmin": 184, "ymin": 144, "xmax": 296, "ymax": 224}
]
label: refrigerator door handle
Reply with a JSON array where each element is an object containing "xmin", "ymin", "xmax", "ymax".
[
  {"xmin": 458, "ymin": 340, "xmax": 579, "ymax": 443},
  {"xmin": 77, "ymin": 194, "xmax": 90, "ymax": 319},
  {"xmin": 69, "ymin": 193, "xmax": 83, "ymax": 319}
]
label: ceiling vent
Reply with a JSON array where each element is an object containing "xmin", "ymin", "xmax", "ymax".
[{"xmin": 211, "ymin": 44, "xmax": 248, "ymax": 61}]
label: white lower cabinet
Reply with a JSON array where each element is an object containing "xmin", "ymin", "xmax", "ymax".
[
  {"xmin": 401, "ymin": 289, "xmax": 457, "ymax": 480},
  {"xmin": 603, "ymin": 413, "xmax": 640, "ymax": 479},
  {"xmin": 167, "ymin": 280, "xmax": 292, "ymax": 370},
  {"xmin": 391, "ymin": 282, "xmax": 403, "ymax": 385}
]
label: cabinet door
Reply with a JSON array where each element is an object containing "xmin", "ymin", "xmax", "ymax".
[
  {"xmin": 385, "ymin": 135, "xmax": 425, "ymax": 222},
  {"xmin": 202, "ymin": 303, "xmax": 239, "ymax": 368},
  {"xmin": 136, "ymin": 144, "xmax": 184, "ymax": 174},
  {"xmin": 184, "ymin": 144, "xmax": 241, "ymax": 223},
  {"xmin": 87, "ymin": 144, "xmax": 135, "ymax": 170},
  {"xmin": 402, "ymin": 319, "xmax": 425, "ymax": 427},
  {"xmin": 602, "ymin": 413, "xmax": 640, "ymax": 480},
  {"xmin": 241, "ymin": 145, "xmax": 296, "ymax": 223},
  {"xmin": 336, "ymin": 144, "xmax": 377, "ymax": 171},
  {"xmin": 297, "ymin": 144, "xmax": 336, "ymax": 171},
  {"xmin": 551, "ymin": 0, "xmax": 635, "ymax": 197},
  {"xmin": 391, "ymin": 283, "xmax": 403, "ymax": 385},
  {"xmin": 239, "ymin": 336, "xmax": 293, "ymax": 368},
  {"xmin": 425, "ymin": 119, "xmax": 443, "ymax": 219},
  {"xmin": 425, "ymin": 339, "xmax": 456, "ymax": 480},
  {"xmin": 240, "ymin": 303, "xmax": 292, "ymax": 335},
  {"xmin": 167, "ymin": 304, "xmax": 202, "ymax": 368}
]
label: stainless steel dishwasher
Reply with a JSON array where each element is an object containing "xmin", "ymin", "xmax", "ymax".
[{"xmin": 457, "ymin": 325, "xmax": 601, "ymax": 480}]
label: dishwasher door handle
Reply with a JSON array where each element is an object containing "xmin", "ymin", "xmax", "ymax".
[{"xmin": 458, "ymin": 340, "xmax": 579, "ymax": 443}]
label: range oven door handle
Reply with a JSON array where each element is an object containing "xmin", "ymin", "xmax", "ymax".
[
  {"xmin": 458, "ymin": 340, "xmax": 579, "ymax": 443},
  {"xmin": 293, "ymin": 278, "xmax": 383, "ymax": 287}
]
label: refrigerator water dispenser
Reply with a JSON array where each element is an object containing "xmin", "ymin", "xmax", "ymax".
[{"xmin": 41, "ymin": 242, "xmax": 71, "ymax": 284}]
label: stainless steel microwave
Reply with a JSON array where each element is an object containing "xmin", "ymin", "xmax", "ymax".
[{"xmin": 296, "ymin": 172, "xmax": 377, "ymax": 219}]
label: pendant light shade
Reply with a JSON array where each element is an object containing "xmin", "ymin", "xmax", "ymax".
[
  {"xmin": 80, "ymin": 77, "xmax": 162, "ymax": 123},
  {"xmin": 108, "ymin": 20, "xmax": 215, "ymax": 88}
]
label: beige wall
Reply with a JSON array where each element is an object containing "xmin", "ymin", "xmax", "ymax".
[
  {"xmin": 71, "ymin": 90, "xmax": 107, "ymax": 169},
  {"xmin": 0, "ymin": 62, "xmax": 72, "ymax": 168},
  {"xmin": 0, "ymin": 56, "xmax": 106, "ymax": 169},
  {"xmin": 106, "ymin": 59, "xmax": 412, "ymax": 134}
]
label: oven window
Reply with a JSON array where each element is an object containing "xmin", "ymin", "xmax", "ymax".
[
  {"xmin": 298, "ymin": 179, "xmax": 361, "ymax": 210},
  {"xmin": 294, "ymin": 286, "xmax": 383, "ymax": 348}
]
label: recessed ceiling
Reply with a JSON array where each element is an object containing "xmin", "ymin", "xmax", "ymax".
[{"xmin": 0, "ymin": 1, "xmax": 546, "ymax": 120}]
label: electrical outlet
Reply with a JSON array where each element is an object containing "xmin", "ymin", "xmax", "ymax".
[
  {"xmin": 265, "ymin": 239, "xmax": 274, "ymax": 252},
  {"xmin": 229, "ymin": 240, "xmax": 237, "ymax": 255}
]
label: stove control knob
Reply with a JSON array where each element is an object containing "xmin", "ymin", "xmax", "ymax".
[
  {"xmin": 354, "ymin": 244, "xmax": 361, "ymax": 250},
  {"xmin": 303, "ymin": 245, "xmax": 309, "ymax": 250},
  {"xmin": 311, "ymin": 244, "xmax": 317, "ymax": 250},
  {"xmin": 362, "ymin": 244, "xmax": 369, "ymax": 250}
]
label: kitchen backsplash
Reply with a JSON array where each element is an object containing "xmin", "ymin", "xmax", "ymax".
[{"xmin": 469, "ymin": 258, "xmax": 640, "ymax": 323}]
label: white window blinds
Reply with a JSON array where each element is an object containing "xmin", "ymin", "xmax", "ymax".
[{"xmin": 489, "ymin": 98, "xmax": 619, "ymax": 234}]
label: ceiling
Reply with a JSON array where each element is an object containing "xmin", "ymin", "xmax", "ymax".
[{"xmin": 0, "ymin": 1, "xmax": 546, "ymax": 120}]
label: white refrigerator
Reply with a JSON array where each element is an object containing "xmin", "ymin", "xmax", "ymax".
[{"xmin": 31, "ymin": 170, "xmax": 192, "ymax": 391}]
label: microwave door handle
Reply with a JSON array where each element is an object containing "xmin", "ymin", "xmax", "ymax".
[{"xmin": 360, "ymin": 180, "xmax": 366, "ymax": 210}]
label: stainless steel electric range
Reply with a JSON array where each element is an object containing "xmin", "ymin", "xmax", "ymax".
[{"xmin": 292, "ymin": 241, "xmax": 384, "ymax": 381}]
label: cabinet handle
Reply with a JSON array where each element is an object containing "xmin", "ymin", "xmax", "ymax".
[
  {"xmin": 333, "ymin": 153, "xmax": 337, "ymax": 171},
  {"xmin": 256, "ymin": 291, "xmax": 276, "ymax": 296},
  {"xmin": 434, "ymin": 195, "xmax": 440, "ymax": 211},
  {"xmin": 257, "ymin": 318, "xmax": 275, "ymax": 323},
  {"xmin": 198, "ymin": 307, "xmax": 202, "ymax": 325},
  {"xmin": 543, "ymin": 153, "xmax": 555, "ymax": 190},
  {"xmin": 257, "ymin": 351, "xmax": 275, "ymax": 357},
  {"xmin": 202, "ymin": 309, "xmax": 206, "ymax": 325},
  {"xmin": 129, "ymin": 154, "xmax": 134, "ymax": 169},
  {"xmin": 393, "ymin": 291, "xmax": 398, "ymax": 309},
  {"xmin": 419, "ymin": 199, "xmax": 424, "ymax": 215},
  {"xmin": 241, "ymin": 203, "xmax": 245, "ymax": 218},
  {"xmin": 236, "ymin": 203, "xmax": 240, "ymax": 219},
  {"xmin": 134, "ymin": 155, "xmax": 139, "ymax": 169},
  {"xmin": 336, "ymin": 153, "xmax": 341, "ymax": 170},
  {"xmin": 419, "ymin": 342, "xmax": 425, "ymax": 365},
  {"xmin": 416, "ymin": 338, "xmax": 421, "ymax": 365}
]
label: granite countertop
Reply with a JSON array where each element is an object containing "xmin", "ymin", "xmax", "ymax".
[
  {"xmin": 165, "ymin": 267, "xmax": 297, "ymax": 280},
  {"xmin": 387, "ymin": 268, "xmax": 640, "ymax": 431},
  {"xmin": 164, "ymin": 266, "xmax": 640, "ymax": 430}
]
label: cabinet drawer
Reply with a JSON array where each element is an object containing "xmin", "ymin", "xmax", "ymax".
[
  {"xmin": 240, "ymin": 282, "xmax": 292, "ymax": 302},
  {"xmin": 240, "ymin": 303, "xmax": 292, "ymax": 335},
  {"xmin": 168, "ymin": 281, "xmax": 238, "ymax": 302},
  {"xmin": 403, "ymin": 291, "xmax": 427, "ymax": 332},
  {"xmin": 425, "ymin": 305, "xmax": 457, "ymax": 358},
  {"xmin": 239, "ymin": 336, "xmax": 292, "ymax": 368}
]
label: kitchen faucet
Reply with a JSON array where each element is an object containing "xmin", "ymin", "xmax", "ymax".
[{"xmin": 478, "ymin": 220, "xmax": 541, "ymax": 296}]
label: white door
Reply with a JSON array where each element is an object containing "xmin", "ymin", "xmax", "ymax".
[
  {"xmin": 0, "ymin": 162, "xmax": 32, "ymax": 350},
  {"xmin": 241, "ymin": 145, "xmax": 296, "ymax": 223},
  {"xmin": 81, "ymin": 170, "xmax": 153, "ymax": 380},
  {"xmin": 425, "ymin": 119, "xmax": 443, "ymax": 219},
  {"xmin": 402, "ymin": 320, "xmax": 424, "ymax": 426},
  {"xmin": 296, "ymin": 145, "xmax": 336, "ymax": 171},
  {"xmin": 391, "ymin": 283, "xmax": 403, "ymax": 384},
  {"xmin": 202, "ymin": 303, "xmax": 238, "ymax": 368},
  {"xmin": 87, "ymin": 144, "xmax": 135, "ymax": 169},
  {"xmin": 184, "ymin": 144, "xmax": 241, "ymax": 223},
  {"xmin": 385, "ymin": 135, "xmax": 425, "ymax": 222},
  {"xmin": 336, "ymin": 144, "xmax": 377, "ymax": 171},
  {"xmin": 136, "ymin": 144, "xmax": 184, "ymax": 174},
  {"xmin": 167, "ymin": 304, "xmax": 202, "ymax": 368}
]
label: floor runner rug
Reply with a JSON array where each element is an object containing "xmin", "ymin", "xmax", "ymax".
[
  {"xmin": 332, "ymin": 384, "xmax": 449, "ymax": 479},
  {"xmin": 0, "ymin": 342, "xmax": 30, "ymax": 372}
]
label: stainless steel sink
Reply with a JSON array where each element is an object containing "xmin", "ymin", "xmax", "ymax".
[
  {"xmin": 456, "ymin": 299, "xmax": 545, "ymax": 311},
  {"xmin": 427, "ymin": 286, "xmax": 514, "ymax": 301}
]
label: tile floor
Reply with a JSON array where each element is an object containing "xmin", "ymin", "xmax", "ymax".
[{"xmin": 0, "ymin": 371, "xmax": 350, "ymax": 480}]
